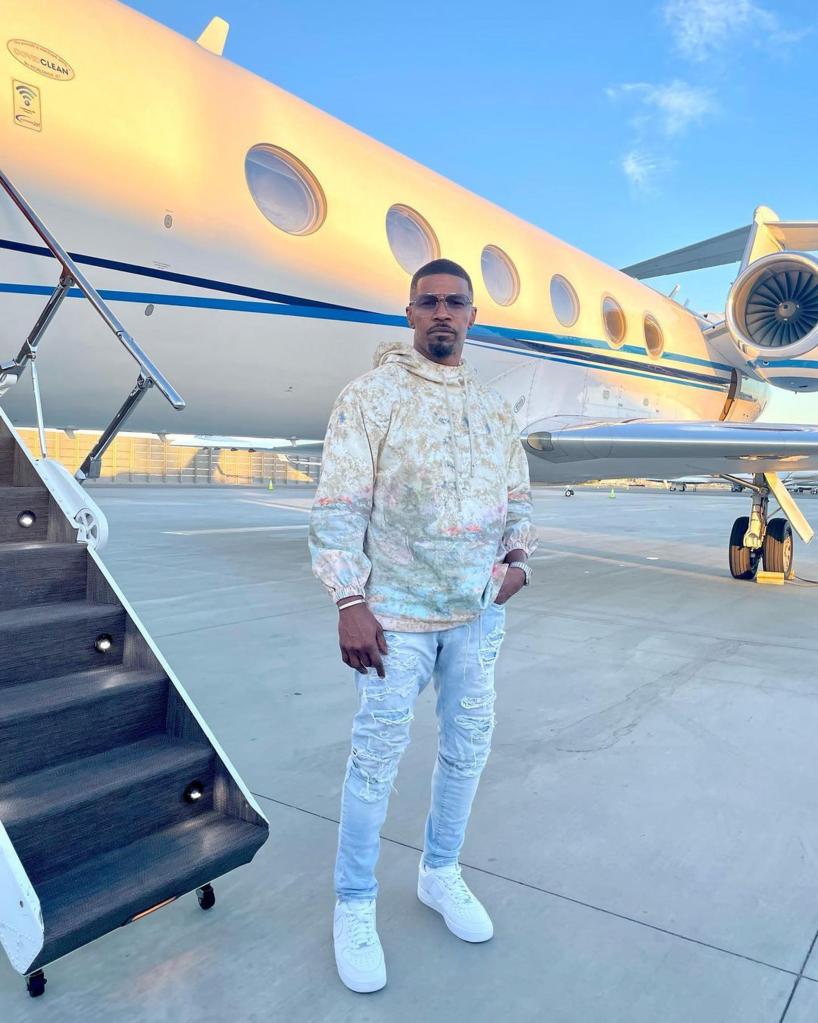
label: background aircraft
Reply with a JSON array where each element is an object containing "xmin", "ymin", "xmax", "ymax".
[{"xmin": 2, "ymin": 0, "xmax": 818, "ymax": 578}]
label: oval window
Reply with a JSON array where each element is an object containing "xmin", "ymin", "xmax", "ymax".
[
  {"xmin": 245, "ymin": 145, "xmax": 325, "ymax": 235},
  {"xmin": 644, "ymin": 314, "xmax": 664, "ymax": 358},
  {"xmin": 481, "ymin": 245, "xmax": 519, "ymax": 306},
  {"xmin": 602, "ymin": 296, "xmax": 626, "ymax": 346},
  {"xmin": 385, "ymin": 205, "xmax": 439, "ymax": 274},
  {"xmin": 550, "ymin": 274, "xmax": 579, "ymax": 327}
]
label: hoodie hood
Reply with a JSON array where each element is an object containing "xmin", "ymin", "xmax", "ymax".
[{"xmin": 372, "ymin": 341, "xmax": 470, "ymax": 383}]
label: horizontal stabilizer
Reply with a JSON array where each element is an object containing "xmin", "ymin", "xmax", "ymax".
[
  {"xmin": 766, "ymin": 222, "xmax": 818, "ymax": 252},
  {"xmin": 620, "ymin": 227, "xmax": 751, "ymax": 279}
]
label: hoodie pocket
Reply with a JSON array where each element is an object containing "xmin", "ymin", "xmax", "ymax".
[{"xmin": 481, "ymin": 561, "xmax": 509, "ymax": 609}]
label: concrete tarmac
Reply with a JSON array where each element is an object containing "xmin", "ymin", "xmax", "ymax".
[{"xmin": 3, "ymin": 485, "xmax": 818, "ymax": 1022}]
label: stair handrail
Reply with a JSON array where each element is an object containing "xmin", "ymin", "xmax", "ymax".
[{"xmin": 0, "ymin": 167, "xmax": 185, "ymax": 413}]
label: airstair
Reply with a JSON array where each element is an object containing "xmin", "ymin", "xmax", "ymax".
[{"xmin": 0, "ymin": 170, "xmax": 269, "ymax": 997}]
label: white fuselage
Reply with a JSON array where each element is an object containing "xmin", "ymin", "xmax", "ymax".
[{"xmin": 0, "ymin": 0, "xmax": 769, "ymax": 483}]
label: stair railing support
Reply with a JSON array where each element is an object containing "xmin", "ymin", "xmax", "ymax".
[{"xmin": 75, "ymin": 375, "xmax": 153, "ymax": 482}]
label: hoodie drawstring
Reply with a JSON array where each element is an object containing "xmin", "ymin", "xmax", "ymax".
[
  {"xmin": 443, "ymin": 376, "xmax": 463, "ymax": 505},
  {"xmin": 443, "ymin": 369, "xmax": 476, "ymax": 506},
  {"xmin": 462, "ymin": 369, "xmax": 475, "ymax": 481}
]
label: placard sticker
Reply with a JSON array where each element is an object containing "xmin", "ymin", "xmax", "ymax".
[{"xmin": 12, "ymin": 79, "xmax": 41, "ymax": 131}]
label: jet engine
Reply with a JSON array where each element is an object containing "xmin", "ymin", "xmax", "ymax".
[{"xmin": 726, "ymin": 252, "xmax": 818, "ymax": 360}]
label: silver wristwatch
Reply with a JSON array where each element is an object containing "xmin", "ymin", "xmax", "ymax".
[{"xmin": 507, "ymin": 561, "xmax": 532, "ymax": 585}]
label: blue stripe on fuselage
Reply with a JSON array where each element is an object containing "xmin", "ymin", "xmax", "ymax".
[
  {"xmin": 0, "ymin": 237, "xmax": 736, "ymax": 375},
  {"xmin": 0, "ymin": 280, "xmax": 729, "ymax": 394}
]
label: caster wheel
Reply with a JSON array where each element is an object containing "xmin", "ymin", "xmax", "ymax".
[
  {"xmin": 729, "ymin": 516, "xmax": 761, "ymax": 580},
  {"xmin": 26, "ymin": 971, "xmax": 46, "ymax": 998},
  {"xmin": 197, "ymin": 884, "xmax": 215, "ymax": 911},
  {"xmin": 564, "ymin": 488, "xmax": 574, "ymax": 497}
]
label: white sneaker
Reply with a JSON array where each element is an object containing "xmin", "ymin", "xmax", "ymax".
[
  {"xmin": 333, "ymin": 899, "xmax": 386, "ymax": 993},
  {"xmin": 417, "ymin": 862, "xmax": 494, "ymax": 942}
]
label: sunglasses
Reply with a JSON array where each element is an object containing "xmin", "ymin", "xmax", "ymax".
[{"xmin": 410, "ymin": 293, "xmax": 473, "ymax": 312}]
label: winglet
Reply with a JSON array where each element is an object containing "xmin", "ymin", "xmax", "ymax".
[{"xmin": 197, "ymin": 16, "xmax": 229, "ymax": 56}]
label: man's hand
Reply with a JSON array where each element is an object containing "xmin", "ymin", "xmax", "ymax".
[
  {"xmin": 338, "ymin": 602, "xmax": 388, "ymax": 676},
  {"xmin": 493, "ymin": 566, "xmax": 527, "ymax": 605}
]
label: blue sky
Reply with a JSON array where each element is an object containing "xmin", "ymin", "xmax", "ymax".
[{"xmin": 129, "ymin": 0, "xmax": 817, "ymax": 421}]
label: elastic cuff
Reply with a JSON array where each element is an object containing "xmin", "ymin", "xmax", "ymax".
[{"xmin": 331, "ymin": 585, "xmax": 366, "ymax": 602}]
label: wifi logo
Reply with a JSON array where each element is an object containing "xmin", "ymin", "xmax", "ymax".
[
  {"xmin": 15, "ymin": 83, "xmax": 37, "ymax": 107},
  {"xmin": 12, "ymin": 79, "xmax": 41, "ymax": 131}
]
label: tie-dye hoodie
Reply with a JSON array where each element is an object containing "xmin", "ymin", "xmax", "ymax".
[{"xmin": 309, "ymin": 342, "xmax": 537, "ymax": 632}]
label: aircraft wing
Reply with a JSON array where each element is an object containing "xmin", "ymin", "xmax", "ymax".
[
  {"xmin": 170, "ymin": 436, "xmax": 324, "ymax": 456},
  {"xmin": 525, "ymin": 420, "xmax": 818, "ymax": 479}
]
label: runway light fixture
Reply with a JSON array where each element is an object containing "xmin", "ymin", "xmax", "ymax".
[
  {"xmin": 94, "ymin": 634, "xmax": 113, "ymax": 653},
  {"xmin": 184, "ymin": 781, "xmax": 204, "ymax": 803},
  {"xmin": 17, "ymin": 511, "xmax": 35, "ymax": 528}
]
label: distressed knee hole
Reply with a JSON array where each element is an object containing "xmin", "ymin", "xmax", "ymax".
[
  {"xmin": 438, "ymin": 736, "xmax": 492, "ymax": 777},
  {"xmin": 460, "ymin": 693, "xmax": 496, "ymax": 711},
  {"xmin": 371, "ymin": 708, "xmax": 413, "ymax": 727},
  {"xmin": 348, "ymin": 746, "xmax": 400, "ymax": 803},
  {"xmin": 454, "ymin": 713, "xmax": 494, "ymax": 738}
]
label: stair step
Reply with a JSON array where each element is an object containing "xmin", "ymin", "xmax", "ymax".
[
  {"xmin": 31, "ymin": 810, "xmax": 267, "ymax": 971},
  {"xmin": 0, "ymin": 542, "xmax": 87, "ymax": 611},
  {"xmin": 0, "ymin": 601, "xmax": 126, "ymax": 687},
  {"xmin": 0, "ymin": 736, "xmax": 215, "ymax": 885},
  {"xmin": 0, "ymin": 486, "xmax": 50, "ymax": 541},
  {"xmin": 0, "ymin": 435, "xmax": 13, "ymax": 484},
  {"xmin": 0, "ymin": 665, "xmax": 169, "ymax": 782}
]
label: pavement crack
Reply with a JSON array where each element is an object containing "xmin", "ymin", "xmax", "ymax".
[{"xmin": 551, "ymin": 648, "xmax": 734, "ymax": 754}]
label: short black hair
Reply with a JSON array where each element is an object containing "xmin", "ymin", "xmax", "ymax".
[{"xmin": 410, "ymin": 258, "xmax": 473, "ymax": 298}]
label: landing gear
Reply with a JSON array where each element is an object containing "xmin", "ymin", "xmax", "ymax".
[
  {"xmin": 26, "ymin": 970, "xmax": 46, "ymax": 998},
  {"xmin": 729, "ymin": 516, "xmax": 761, "ymax": 580},
  {"xmin": 724, "ymin": 472, "xmax": 809, "ymax": 581},
  {"xmin": 197, "ymin": 883, "xmax": 215, "ymax": 910},
  {"xmin": 564, "ymin": 488, "xmax": 575, "ymax": 497},
  {"xmin": 763, "ymin": 518, "xmax": 793, "ymax": 575}
]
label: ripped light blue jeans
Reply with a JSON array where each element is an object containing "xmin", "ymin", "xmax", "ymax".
[{"xmin": 335, "ymin": 602, "xmax": 506, "ymax": 901}]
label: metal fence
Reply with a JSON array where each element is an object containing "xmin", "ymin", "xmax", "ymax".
[{"xmin": 14, "ymin": 428, "xmax": 321, "ymax": 486}]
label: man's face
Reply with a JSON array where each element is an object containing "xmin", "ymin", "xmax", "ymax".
[{"xmin": 406, "ymin": 273, "xmax": 477, "ymax": 365}]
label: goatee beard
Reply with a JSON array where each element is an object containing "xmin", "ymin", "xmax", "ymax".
[{"xmin": 427, "ymin": 336, "xmax": 456, "ymax": 359}]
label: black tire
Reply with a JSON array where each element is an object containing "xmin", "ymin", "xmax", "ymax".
[
  {"xmin": 729, "ymin": 516, "xmax": 761, "ymax": 580},
  {"xmin": 762, "ymin": 517, "xmax": 793, "ymax": 575},
  {"xmin": 26, "ymin": 972, "xmax": 46, "ymax": 998},
  {"xmin": 564, "ymin": 488, "xmax": 574, "ymax": 497},
  {"xmin": 197, "ymin": 884, "xmax": 215, "ymax": 911}
]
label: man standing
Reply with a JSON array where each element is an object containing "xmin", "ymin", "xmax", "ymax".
[{"xmin": 309, "ymin": 258, "xmax": 536, "ymax": 993}]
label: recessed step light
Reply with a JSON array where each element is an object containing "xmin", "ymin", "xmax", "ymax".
[
  {"xmin": 17, "ymin": 511, "xmax": 35, "ymax": 528},
  {"xmin": 184, "ymin": 781, "xmax": 204, "ymax": 803},
  {"xmin": 94, "ymin": 634, "xmax": 113, "ymax": 653}
]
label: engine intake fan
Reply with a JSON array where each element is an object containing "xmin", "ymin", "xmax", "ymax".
[{"xmin": 726, "ymin": 252, "xmax": 818, "ymax": 359}]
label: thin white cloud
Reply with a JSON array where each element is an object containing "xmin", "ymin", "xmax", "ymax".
[
  {"xmin": 662, "ymin": 0, "xmax": 808, "ymax": 61},
  {"xmin": 609, "ymin": 81, "xmax": 716, "ymax": 136},
  {"xmin": 621, "ymin": 149, "xmax": 675, "ymax": 193}
]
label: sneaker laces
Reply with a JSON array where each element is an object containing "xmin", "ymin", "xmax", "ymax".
[
  {"xmin": 433, "ymin": 865, "xmax": 474, "ymax": 906},
  {"xmin": 345, "ymin": 901, "xmax": 378, "ymax": 948}
]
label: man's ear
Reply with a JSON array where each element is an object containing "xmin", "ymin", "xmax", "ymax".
[
  {"xmin": 406, "ymin": 304, "xmax": 415, "ymax": 328},
  {"xmin": 469, "ymin": 306, "xmax": 477, "ymax": 328}
]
